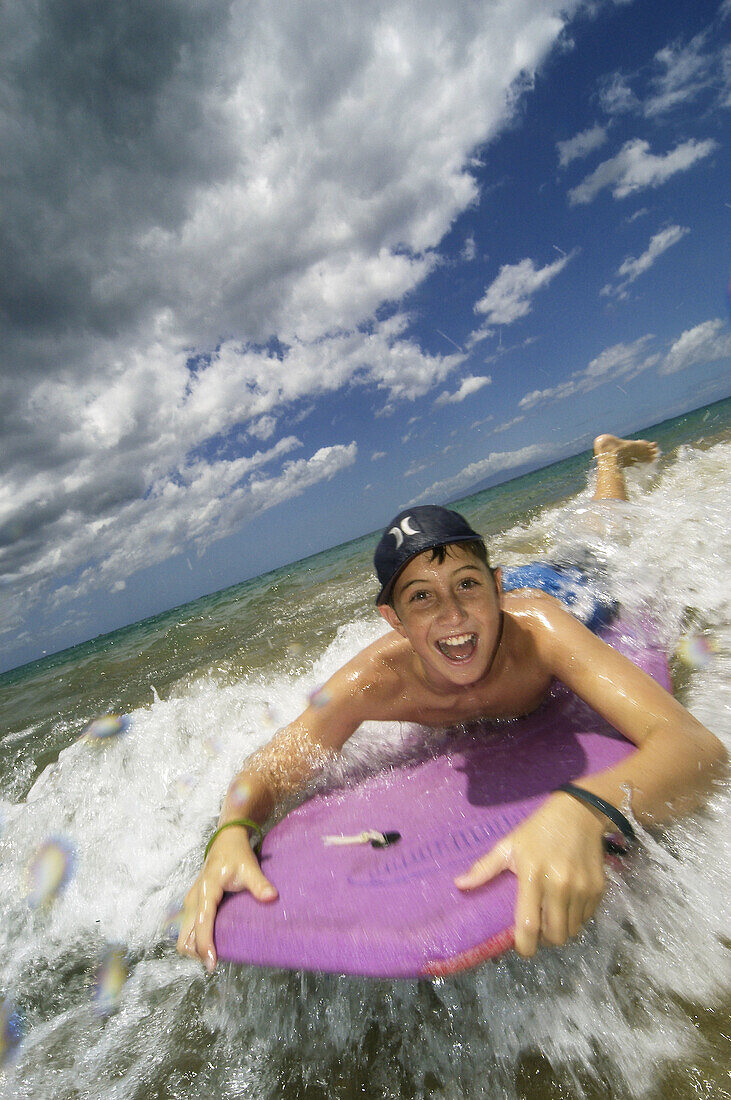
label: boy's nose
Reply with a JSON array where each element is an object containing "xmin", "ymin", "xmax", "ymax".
[{"xmin": 438, "ymin": 594, "xmax": 468, "ymax": 624}]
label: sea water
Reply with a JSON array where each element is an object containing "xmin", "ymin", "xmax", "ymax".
[{"xmin": 0, "ymin": 400, "xmax": 729, "ymax": 1099}]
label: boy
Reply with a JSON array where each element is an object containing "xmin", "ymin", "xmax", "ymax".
[{"xmin": 178, "ymin": 434, "xmax": 726, "ymax": 971}]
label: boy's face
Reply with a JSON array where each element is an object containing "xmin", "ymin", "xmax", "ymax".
[{"xmin": 379, "ymin": 545, "xmax": 502, "ymax": 690}]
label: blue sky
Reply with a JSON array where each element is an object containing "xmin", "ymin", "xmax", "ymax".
[{"xmin": 1, "ymin": 0, "xmax": 729, "ymax": 672}]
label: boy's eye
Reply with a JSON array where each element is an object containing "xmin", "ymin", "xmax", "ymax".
[
  {"xmin": 409, "ymin": 589, "xmax": 430, "ymax": 603},
  {"xmin": 458, "ymin": 577, "xmax": 479, "ymax": 590}
]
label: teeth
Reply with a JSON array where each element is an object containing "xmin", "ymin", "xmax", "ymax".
[
  {"xmin": 440, "ymin": 633, "xmax": 474, "ymax": 647},
  {"xmin": 436, "ymin": 633, "xmax": 477, "ymax": 661}
]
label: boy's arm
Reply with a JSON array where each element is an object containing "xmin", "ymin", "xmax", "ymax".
[
  {"xmin": 456, "ymin": 604, "xmax": 727, "ymax": 957},
  {"xmin": 178, "ymin": 643, "xmax": 397, "ymax": 970},
  {"xmin": 537, "ymin": 604, "xmax": 726, "ymax": 820}
]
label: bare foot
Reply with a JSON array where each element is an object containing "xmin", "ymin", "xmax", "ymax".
[{"xmin": 593, "ymin": 434, "xmax": 659, "ymax": 466}]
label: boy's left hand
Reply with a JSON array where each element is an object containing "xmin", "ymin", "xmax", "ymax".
[{"xmin": 454, "ymin": 793, "xmax": 608, "ymax": 957}]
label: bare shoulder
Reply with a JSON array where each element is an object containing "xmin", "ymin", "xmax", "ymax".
[
  {"xmin": 505, "ymin": 591, "xmax": 661, "ymax": 705},
  {"xmin": 502, "ymin": 588, "xmax": 576, "ymax": 641},
  {"xmin": 502, "ymin": 588, "xmax": 603, "ymax": 667},
  {"xmin": 319, "ymin": 628, "xmax": 413, "ymax": 715}
]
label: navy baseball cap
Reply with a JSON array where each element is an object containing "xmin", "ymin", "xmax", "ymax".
[{"xmin": 374, "ymin": 505, "xmax": 485, "ymax": 605}]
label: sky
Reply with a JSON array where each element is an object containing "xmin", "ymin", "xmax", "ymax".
[{"xmin": 1, "ymin": 0, "xmax": 730, "ymax": 673}]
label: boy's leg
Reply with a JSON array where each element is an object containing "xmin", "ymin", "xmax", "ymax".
[{"xmin": 592, "ymin": 434, "xmax": 659, "ymax": 502}]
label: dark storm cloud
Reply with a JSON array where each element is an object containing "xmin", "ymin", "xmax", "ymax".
[{"xmin": 1, "ymin": 0, "xmax": 234, "ymax": 348}]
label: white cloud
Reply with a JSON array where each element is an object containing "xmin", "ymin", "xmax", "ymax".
[
  {"xmin": 461, "ymin": 235, "xmax": 477, "ymax": 261},
  {"xmin": 519, "ymin": 336, "xmax": 659, "ymax": 410},
  {"xmin": 247, "ymin": 443, "xmax": 358, "ymax": 512},
  {"xmin": 517, "ymin": 320, "xmax": 731, "ymax": 412},
  {"xmin": 615, "ymin": 224, "xmax": 689, "ymax": 280},
  {"xmin": 599, "ymin": 25, "xmax": 729, "ymax": 119},
  {"xmin": 412, "ymin": 444, "xmax": 551, "ymax": 504},
  {"xmin": 473, "ymin": 250, "xmax": 577, "ymax": 327},
  {"xmin": 434, "ymin": 375, "xmax": 492, "ymax": 406},
  {"xmin": 43, "ymin": 442, "xmax": 358, "ymax": 609},
  {"xmin": 568, "ymin": 138, "xmax": 717, "ymax": 205},
  {"xmin": 249, "ymin": 415, "xmax": 278, "ymax": 441},
  {"xmin": 1, "ymin": 319, "xmax": 460, "ymax": 606},
  {"xmin": 660, "ymin": 319, "xmax": 731, "ymax": 375},
  {"xmin": 644, "ymin": 33, "xmax": 715, "ymax": 116},
  {"xmin": 1, "ymin": 433, "xmax": 299, "ymax": 597},
  {"xmin": 598, "ymin": 72, "xmax": 640, "ymax": 115},
  {"xmin": 493, "ymin": 415, "xmax": 525, "ymax": 434},
  {"xmin": 465, "ymin": 325, "xmax": 494, "ymax": 350},
  {"xmin": 404, "ymin": 458, "xmax": 430, "ymax": 478},
  {"xmin": 371, "ymin": 451, "xmax": 386, "ymax": 461},
  {"xmin": 556, "ymin": 124, "xmax": 608, "ymax": 167},
  {"xmin": 601, "ymin": 224, "xmax": 690, "ymax": 298}
]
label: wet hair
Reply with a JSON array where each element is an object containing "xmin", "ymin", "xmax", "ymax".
[
  {"xmin": 425, "ymin": 539, "xmax": 490, "ymax": 569},
  {"xmin": 387, "ymin": 539, "xmax": 492, "ymax": 608}
]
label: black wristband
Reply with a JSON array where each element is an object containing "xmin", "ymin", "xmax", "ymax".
[{"xmin": 555, "ymin": 783, "xmax": 636, "ymax": 847}]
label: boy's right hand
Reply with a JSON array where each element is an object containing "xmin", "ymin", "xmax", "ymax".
[{"xmin": 176, "ymin": 827, "xmax": 278, "ymax": 972}]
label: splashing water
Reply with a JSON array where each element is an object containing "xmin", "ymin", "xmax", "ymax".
[{"xmin": 0, "ymin": 421, "xmax": 729, "ymax": 1098}]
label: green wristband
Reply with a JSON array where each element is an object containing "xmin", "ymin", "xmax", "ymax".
[{"xmin": 204, "ymin": 818, "xmax": 263, "ymax": 860}]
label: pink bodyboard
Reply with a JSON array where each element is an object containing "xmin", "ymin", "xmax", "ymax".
[{"xmin": 214, "ymin": 617, "xmax": 671, "ymax": 978}]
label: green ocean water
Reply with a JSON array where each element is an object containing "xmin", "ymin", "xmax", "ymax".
[{"xmin": 0, "ymin": 398, "xmax": 729, "ymax": 1099}]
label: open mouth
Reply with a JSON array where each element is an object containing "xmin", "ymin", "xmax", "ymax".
[{"xmin": 436, "ymin": 633, "xmax": 477, "ymax": 662}]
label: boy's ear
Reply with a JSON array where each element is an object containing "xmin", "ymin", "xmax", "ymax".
[
  {"xmin": 378, "ymin": 603, "xmax": 406, "ymax": 637},
  {"xmin": 493, "ymin": 566, "xmax": 503, "ymax": 601}
]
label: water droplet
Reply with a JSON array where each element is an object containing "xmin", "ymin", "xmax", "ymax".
[
  {"xmin": 92, "ymin": 947, "xmax": 129, "ymax": 1017},
  {"xmin": 676, "ymin": 633, "xmax": 715, "ymax": 669},
  {"xmin": 81, "ymin": 714, "xmax": 131, "ymax": 742},
  {"xmin": 308, "ymin": 686, "xmax": 331, "ymax": 709},
  {"xmin": 0, "ymin": 999, "xmax": 24, "ymax": 1066},
  {"xmin": 25, "ymin": 838, "xmax": 76, "ymax": 908},
  {"xmin": 163, "ymin": 904, "xmax": 183, "ymax": 942},
  {"xmin": 229, "ymin": 778, "xmax": 252, "ymax": 808},
  {"xmin": 174, "ymin": 775, "xmax": 196, "ymax": 799}
]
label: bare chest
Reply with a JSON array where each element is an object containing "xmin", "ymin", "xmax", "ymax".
[{"xmin": 394, "ymin": 660, "xmax": 553, "ymax": 726}]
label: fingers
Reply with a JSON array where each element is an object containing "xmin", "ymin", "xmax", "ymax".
[
  {"xmin": 454, "ymin": 840, "xmax": 511, "ymax": 891},
  {"xmin": 196, "ymin": 876, "xmax": 225, "ymax": 973},
  {"xmin": 532, "ymin": 867, "xmax": 606, "ymax": 955},
  {"xmin": 455, "ymin": 831, "xmax": 607, "ymax": 957},
  {"xmin": 567, "ymin": 892, "xmax": 586, "ymax": 941},
  {"xmin": 177, "ymin": 911, "xmax": 198, "ymax": 959},
  {"xmin": 513, "ymin": 872, "xmax": 542, "ymax": 957},
  {"xmin": 236, "ymin": 859, "xmax": 278, "ymax": 904},
  {"xmin": 176, "ymin": 846, "xmax": 280, "ymax": 971},
  {"xmin": 177, "ymin": 878, "xmax": 204, "ymax": 959}
]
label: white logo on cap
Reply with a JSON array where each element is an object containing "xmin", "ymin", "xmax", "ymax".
[{"xmin": 388, "ymin": 516, "xmax": 420, "ymax": 548}]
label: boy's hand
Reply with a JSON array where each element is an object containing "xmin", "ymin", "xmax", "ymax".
[
  {"xmin": 177, "ymin": 828, "xmax": 277, "ymax": 972},
  {"xmin": 454, "ymin": 794, "xmax": 607, "ymax": 957}
]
